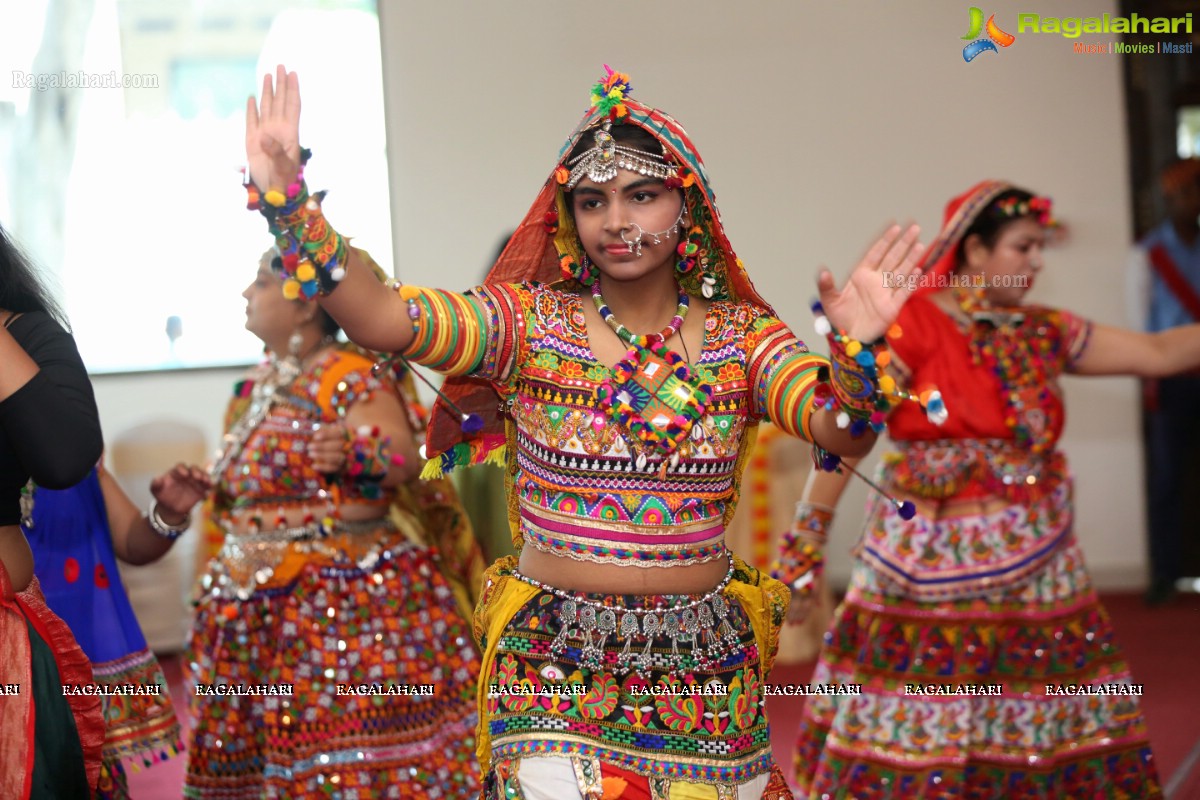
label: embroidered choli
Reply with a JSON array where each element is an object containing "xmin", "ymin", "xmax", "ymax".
[
  {"xmin": 215, "ymin": 349, "xmax": 392, "ymax": 516},
  {"xmin": 403, "ymin": 282, "xmax": 826, "ymax": 566}
]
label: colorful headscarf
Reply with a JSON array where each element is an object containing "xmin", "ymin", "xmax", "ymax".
[{"xmin": 425, "ymin": 66, "xmax": 774, "ymax": 461}]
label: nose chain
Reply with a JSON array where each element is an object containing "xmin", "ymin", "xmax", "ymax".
[{"xmin": 618, "ymin": 201, "xmax": 687, "ymax": 257}]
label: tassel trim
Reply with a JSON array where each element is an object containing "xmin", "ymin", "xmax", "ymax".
[
  {"xmin": 120, "ymin": 737, "xmax": 185, "ymax": 773},
  {"xmin": 420, "ymin": 435, "xmax": 507, "ymax": 479}
]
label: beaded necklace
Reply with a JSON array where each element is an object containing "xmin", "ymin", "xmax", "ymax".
[
  {"xmin": 209, "ymin": 339, "xmax": 334, "ymax": 482},
  {"xmin": 953, "ymin": 287, "xmax": 1056, "ymax": 456},
  {"xmin": 590, "ymin": 280, "xmax": 689, "ymax": 347},
  {"xmin": 590, "ymin": 279, "xmax": 713, "ymax": 464}
]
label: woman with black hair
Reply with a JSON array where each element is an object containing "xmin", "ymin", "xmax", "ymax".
[
  {"xmin": 788, "ymin": 181, "xmax": 1200, "ymax": 799},
  {"xmin": 0, "ymin": 223, "xmax": 105, "ymax": 798},
  {"xmin": 181, "ymin": 248, "xmax": 482, "ymax": 799}
]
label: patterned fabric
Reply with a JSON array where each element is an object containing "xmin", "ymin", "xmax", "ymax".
[
  {"xmin": 409, "ymin": 283, "xmax": 824, "ymax": 564},
  {"xmin": 793, "ymin": 294, "xmax": 1161, "ymax": 798},
  {"xmin": 482, "ymin": 756, "xmax": 793, "ymax": 799},
  {"xmin": 475, "ymin": 555, "xmax": 793, "ymax": 797},
  {"xmin": 216, "ymin": 350, "xmax": 389, "ymax": 511},
  {"xmin": 187, "ymin": 533, "xmax": 479, "ymax": 800},
  {"xmin": 795, "ymin": 538, "xmax": 1160, "ymax": 799},
  {"xmin": 858, "ymin": 448, "xmax": 1072, "ymax": 600},
  {"xmin": 187, "ymin": 347, "xmax": 481, "ymax": 799},
  {"xmin": 884, "ymin": 298, "xmax": 1092, "ymax": 450}
]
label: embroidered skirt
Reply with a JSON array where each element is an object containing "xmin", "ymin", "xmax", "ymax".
[
  {"xmin": 185, "ymin": 523, "xmax": 481, "ymax": 799},
  {"xmin": 793, "ymin": 487, "xmax": 1162, "ymax": 800},
  {"xmin": 474, "ymin": 554, "xmax": 794, "ymax": 799}
]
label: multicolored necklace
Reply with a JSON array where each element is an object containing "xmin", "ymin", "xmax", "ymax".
[
  {"xmin": 590, "ymin": 279, "xmax": 689, "ymax": 347},
  {"xmin": 953, "ymin": 287, "xmax": 1056, "ymax": 456},
  {"xmin": 591, "ymin": 279, "xmax": 712, "ymax": 465}
]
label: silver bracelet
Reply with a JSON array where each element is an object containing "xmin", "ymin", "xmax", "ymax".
[{"xmin": 147, "ymin": 501, "xmax": 190, "ymax": 540}]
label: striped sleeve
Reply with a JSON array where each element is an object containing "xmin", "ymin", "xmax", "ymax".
[
  {"xmin": 400, "ymin": 283, "xmax": 533, "ymax": 385},
  {"xmin": 746, "ymin": 314, "xmax": 827, "ymax": 443}
]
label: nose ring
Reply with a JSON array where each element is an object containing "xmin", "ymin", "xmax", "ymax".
[{"xmin": 620, "ymin": 223, "xmax": 645, "ymax": 257}]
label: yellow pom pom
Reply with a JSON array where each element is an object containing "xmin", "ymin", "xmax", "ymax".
[
  {"xmin": 282, "ymin": 279, "xmax": 301, "ymax": 300},
  {"xmin": 398, "ymin": 285, "xmax": 421, "ymax": 301},
  {"xmin": 845, "ymin": 340, "xmax": 863, "ymax": 357},
  {"xmin": 880, "ymin": 375, "xmax": 896, "ymax": 395},
  {"xmin": 264, "ymin": 189, "xmax": 287, "ymax": 207},
  {"xmin": 296, "ymin": 261, "xmax": 317, "ymax": 282}
]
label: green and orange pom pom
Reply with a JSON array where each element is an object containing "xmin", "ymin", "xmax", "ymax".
[{"xmin": 591, "ymin": 64, "xmax": 632, "ymax": 120}]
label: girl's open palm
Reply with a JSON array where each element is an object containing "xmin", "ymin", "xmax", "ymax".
[
  {"xmin": 818, "ymin": 224, "xmax": 925, "ymax": 343},
  {"xmin": 246, "ymin": 65, "xmax": 302, "ymax": 193}
]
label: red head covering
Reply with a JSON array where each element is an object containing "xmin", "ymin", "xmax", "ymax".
[
  {"xmin": 915, "ymin": 180, "xmax": 1014, "ymax": 296},
  {"xmin": 424, "ymin": 67, "xmax": 773, "ymax": 466}
]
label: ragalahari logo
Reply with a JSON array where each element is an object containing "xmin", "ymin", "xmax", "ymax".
[{"xmin": 962, "ymin": 7, "xmax": 1016, "ymax": 61}]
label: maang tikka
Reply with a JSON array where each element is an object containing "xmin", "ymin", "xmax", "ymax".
[{"xmin": 564, "ymin": 125, "xmax": 677, "ymax": 191}]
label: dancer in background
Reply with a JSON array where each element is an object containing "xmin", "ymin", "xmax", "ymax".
[
  {"xmin": 26, "ymin": 461, "xmax": 206, "ymax": 798},
  {"xmin": 791, "ymin": 181, "xmax": 1197, "ymax": 799},
  {"xmin": 183, "ymin": 248, "xmax": 480, "ymax": 799}
]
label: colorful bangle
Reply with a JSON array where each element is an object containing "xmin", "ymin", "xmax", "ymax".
[
  {"xmin": 811, "ymin": 302, "xmax": 948, "ymax": 435},
  {"xmin": 244, "ymin": 149, "xmax": 349, "ymax": 300},
  {"xmin": 790, "ymin": 501, "xmax": 833, "ymax": 545},
  {"xmin": 345, "ymin": 425, "xmax": 405, "ymax": 500},
  {"xmin": 771, "ymin": 536, "xmax": 825, "ymax": 596}
]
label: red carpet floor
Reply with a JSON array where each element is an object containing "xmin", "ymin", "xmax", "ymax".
[{"xmin": 127, "ymin": 593, "xmax": 1200, "ymax": 798}]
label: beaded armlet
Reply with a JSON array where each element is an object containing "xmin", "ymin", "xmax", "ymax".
[
  {"xmin": 243, "ymin": 149, "xmax": 348, "ymax": 299},
  {"xmin": 811, "ymin": 301, "xmax": 947, "ymax": 435},
  {"xmin": 808, "ymin": 302, "xmax": 949, "ymax": 521}
]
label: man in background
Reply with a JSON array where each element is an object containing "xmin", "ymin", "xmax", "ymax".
[{"xmin": 1128, "ymin": 158, "xmax": 1200, "ymax": 606}]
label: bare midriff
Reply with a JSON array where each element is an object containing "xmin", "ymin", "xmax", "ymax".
[{"xmin": 517, "ymin": 543, "xmax": 731, "ymax": 595}]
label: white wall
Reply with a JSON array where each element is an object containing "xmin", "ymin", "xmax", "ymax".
[{"xmin": 96, "ymin": 0, "xmax": 1146, "ymax": 588}]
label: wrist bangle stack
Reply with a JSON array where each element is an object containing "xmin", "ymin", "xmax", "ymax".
[
  {"xmin": 244, "ymin": 148, "xmax": 349, "ymax": 300},
  {"xmin": 811, "ymin": 301, "xmax": 948, "ymax": 436},
  {"xmin": 790, "ymin": 501, "xmax": 834, "ymax": 543},
  {"xmin": 771, "ymin": 502, "xmax": 833, "ymax": 596},
  {"xmin": 147, "ymin": 502, "xmax": 190, "ymax": 541}
]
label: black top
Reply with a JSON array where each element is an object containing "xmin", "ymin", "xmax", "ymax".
[{"xmin": 0, "ymin": 312, "xmax": 102, "ymax": 525}]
